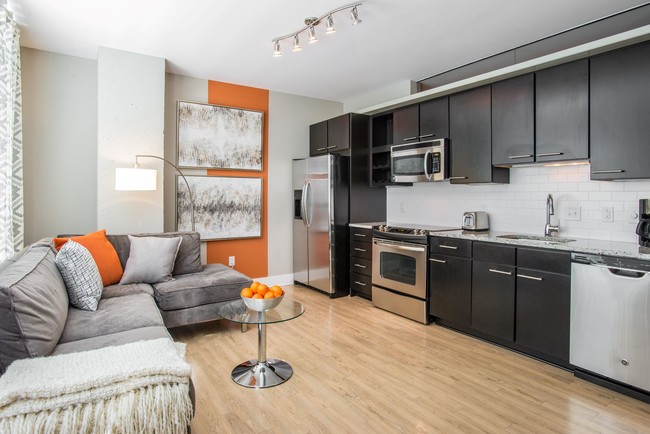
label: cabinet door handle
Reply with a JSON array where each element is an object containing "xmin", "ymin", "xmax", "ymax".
[
  {"xmin": 316, "ymin": 147, "xmax": 327, "ymax": 151},
  {"xmin": 354, "ymin": 247, "xmax": 367, "ymax": 252},
  {"xmin": 429, "ymin": 258, "xmax": 447, "ymax": 264},
  {"xmin": 326, "ymin": 145, "xmax": 337, "ymax": 149},
  {"xmin": 448, "ymin": 176, "xmax": 468, "ymax": 180},
  {"xmin": 536, "ymin": 152, "xmax": 564, "ymax": 157},
  {"xmin": 508, "ymin": 154, "xmax": 533, "ymax": 159},
  {"xmin": 489, "ymin": 268, "xmax": 512, "ymax": 276},
  {"xmin": 592, "ymin": 169, "xmax": 625, "ymax": 174},
  {"xmin": 518, "ymin": 273, "xmax": 543, "ymax": 281},
  {"xmin": 354, "ymin": 281, "xmax": 367, "ymax": 287},
  {"xmin": 354, "ymin": 264, "xmax": 367, "ymax": 269},
  {"xmin": 403, "ymin": 136, "xmax": 418, "ymax": 142},
  {"xmin": 353, "ymin": 233, "xmax": 367, "ymax": 238},
  {"xmin": 419, "ymin": 133, "xmax": 435, "ymax": 139},
  {"xmin": 439, "ymin": 245, "xmax": 458, "ymax": 250}
]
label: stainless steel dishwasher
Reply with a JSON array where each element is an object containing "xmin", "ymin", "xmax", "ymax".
[{"xmin": 570, "ymin": 253, "xmax": 650, "ymax": 397}]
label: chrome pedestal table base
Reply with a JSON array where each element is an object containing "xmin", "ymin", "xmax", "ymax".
[{"xmin": 219, "ymin": 299, "xmax": 304, "ymax": 389}]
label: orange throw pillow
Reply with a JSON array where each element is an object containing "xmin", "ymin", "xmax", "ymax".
[{"xmin": 53, "ymin": 229, "xmax": 124, "ymax": 286}]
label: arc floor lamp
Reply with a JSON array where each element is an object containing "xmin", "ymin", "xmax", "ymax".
[{"xmin": 115, "ymin": 154, "xmax": 196, "ymax": 231}]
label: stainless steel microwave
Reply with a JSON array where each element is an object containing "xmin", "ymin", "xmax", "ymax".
[{"xmin": 391, "ymin": 138, "xmax": 449, "ymax": 183}]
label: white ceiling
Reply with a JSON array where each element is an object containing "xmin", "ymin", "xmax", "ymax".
[{"xmin": 10, "ymin": 0, "xmax": 649, "ymax": 103}]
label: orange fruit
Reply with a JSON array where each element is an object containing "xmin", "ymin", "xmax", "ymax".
[
  {"xmin": 270, "ymin": 285, "xmax": 283, "ymax": 296},
  {"xmin": 240, "ymin": 288, "xmax": 253, "ymax": 298},
  {"xmin": 264, "ymin": 292, "xmax": 275, "ymax": 299},
  {"xmin": 250, "ymin": 282, "xmax": 260, "ymax": 293},
  {"xmin": 257, "ymin": 284, "xmax": 268, "ymax": 296},
  {"xmin": 252, "ymin": 294, "xmax": 263, "ymax": 299}
]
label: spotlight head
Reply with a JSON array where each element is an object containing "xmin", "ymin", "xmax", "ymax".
[
  {"xmin": 292, "ymin": 34, "xmax": 302, "ymax": 52},
  {"xmin": 325, "ymin": 15, "xmax": 336, "ymax": 34},
  {"xmin": 351, "ymin": 6, "xmax": 362, "ymax": 26},
  {"xmin": 273, "ymin": 40, "xmax": 282, "ymax": 57},
  {"xmin": 308, "ymin": 26, "xmax": 318, "ymax": 44}
]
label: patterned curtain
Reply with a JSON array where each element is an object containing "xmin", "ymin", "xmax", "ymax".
[{"xmin": 0, "ymin": 1, "xmax": 23, "ymax": 261}]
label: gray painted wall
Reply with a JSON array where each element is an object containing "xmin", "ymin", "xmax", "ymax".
[
  {"xmin": 268, "ymin": 91, "xmax": 342, "ymax": 277},
  {"xmin": 21, "ymin": 47, "xmax": 97, "ymax": 243},
  {"xmin": 163, "ymin": 73, "xmax": 207, "ymax": 232}
]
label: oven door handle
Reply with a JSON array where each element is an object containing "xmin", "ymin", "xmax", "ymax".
[{"xmin": 373, "ymin": 240, "xmax": 426, "ymax": 252}]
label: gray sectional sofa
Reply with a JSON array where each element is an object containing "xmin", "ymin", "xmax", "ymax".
[{"xmin": 0, "ymin": 231, "xmax": 252, "ymax": 374}]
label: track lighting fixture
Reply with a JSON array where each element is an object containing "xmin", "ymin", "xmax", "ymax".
[
  {"xmin": 292, "ymin": 34, "xmax": 302, "ymax": 52},
  {"xmin": 271, "ymin": 2, "xmax": 362, "ymax": 57},
  {"xmin": 326, "ymin": 15, "xmax": 336, "ymax": 34}
]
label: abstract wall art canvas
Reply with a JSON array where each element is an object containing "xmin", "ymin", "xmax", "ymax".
[
  {"xmin": 176, "ymin": 175, "xmax": 262, "ymax": 240},
  {"xmin": 177, "ymin": 101, "xmax": 263, "ymax": 171}
]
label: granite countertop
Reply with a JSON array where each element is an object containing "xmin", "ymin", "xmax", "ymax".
[{"xmin": 429, "ymin": 229, "xmax": 650, "ymax": 261}]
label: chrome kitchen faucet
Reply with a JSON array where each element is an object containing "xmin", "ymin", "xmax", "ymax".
[{"xmin": 545, "ymin": 194, "xmax": 559, "ymax": 237}]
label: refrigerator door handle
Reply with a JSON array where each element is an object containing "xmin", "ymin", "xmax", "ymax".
[
  {"xmin": 303, "ymin": 181, "xmax": 313, "ymax": 228},
  {"xmin": 300, "ymin": 183, "xmax": 308, "ymax": 227}
]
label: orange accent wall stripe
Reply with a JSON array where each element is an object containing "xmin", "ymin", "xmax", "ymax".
[{"xmin": 206, "ymin": 81, "xmax": 269, "ymax": 279}]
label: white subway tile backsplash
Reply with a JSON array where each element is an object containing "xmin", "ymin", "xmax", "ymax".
[{"xmin": 386, "ymin": 165, "xmax": 650, "ymax": 242}]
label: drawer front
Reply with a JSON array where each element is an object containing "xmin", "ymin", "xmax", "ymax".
[
  {"xmin": 351, "ymin": 240, "xmax": 372, "ymax": 259},
  {"xmin": 350, "ymin": 272, "xmax": 371, "ymax": 298},
  {"xmin": 350, "ymin": 227, "xmax": 373, "ymax": 241},
  {"xmin": 430, "ymin": 237, "xmax": 472, "ymax": 258},
  {"xmin": 350, "ymin": 256, "xmax": 372, "ymax": 277},
  {"xmin": 517, "ymin": 247, "xmax": 571, "ymax": 275},
  {"xmin": 473, "ymin": 242, "xmax": 515, "ymax": 265}
]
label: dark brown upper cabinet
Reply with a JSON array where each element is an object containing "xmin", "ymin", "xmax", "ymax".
[
  {"xmin": 392, "ymin": 97, "xmax": 449, "ymax": 146},
  {"xmin": 309, "ymin": 114, "xmax": 350, "ymax": 156},
  {"xmin": 449, "ymin": 85, "xmax": 509, "ymax": 184},
  {"xmin": 419, "ymin": 97, "xmax": 449, "ymax": 140},
  {"xmin": 392, "ymin": 105, "xmax": 419, "ymax": 145},
  {"xmin": 535, "ymin": 59, "xmax": 589, "ymax": 162},
  {"xmin": 590, "ymin": 41, "xmax": 650, "ymax": 180},
  {"xmin": 492, "ymin": 74, "xmax": 535, "ymax": 166},
  {"xmin": 309, "ymin": 120, "xmax": 328, "ymax": 156}
]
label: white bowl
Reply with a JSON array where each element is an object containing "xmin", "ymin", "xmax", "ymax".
[{"xmin": 242, "ymin": 295, "xmax": 284, "ymax": 311}]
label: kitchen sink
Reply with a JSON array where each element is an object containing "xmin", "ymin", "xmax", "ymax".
[{"xmin": 496, "ymin": 234, "xmax": 576, "ymax": 244}]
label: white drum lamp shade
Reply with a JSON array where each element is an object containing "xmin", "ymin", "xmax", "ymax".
[{"xmin": 115, "ymin": 168, "xmax": 157, "ymax": 191}]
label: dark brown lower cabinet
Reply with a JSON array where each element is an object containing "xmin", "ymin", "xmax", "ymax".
[
  {"xmin": 515, "ymin": 267, "xmax": 571, "ymax": 363},
  {"xmin": 471, "ymin": 261, "xmax": 515, "ymax": 341},
  {"xmin": 429, "ymin": 254, "xmax": 471, "ymax": 327}
]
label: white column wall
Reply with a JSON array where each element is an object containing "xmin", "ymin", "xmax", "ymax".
[{"xmin": 97, "ymin": 47, "xmax": 165, "ymax": 233}]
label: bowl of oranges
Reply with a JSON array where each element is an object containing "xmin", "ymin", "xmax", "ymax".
[{"xmin": 240, "ymin": 282, "xmax": 284, "ymax": 311}]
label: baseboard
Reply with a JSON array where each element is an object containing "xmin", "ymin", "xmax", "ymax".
[{"xmin": 255, "ymin": 273, "xmax": 294, "ymax": 286}]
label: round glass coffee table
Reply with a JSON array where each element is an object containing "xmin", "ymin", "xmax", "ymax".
[{"xmin": 219, "ymin": 298, "xmax": 304, "ymax": 388}]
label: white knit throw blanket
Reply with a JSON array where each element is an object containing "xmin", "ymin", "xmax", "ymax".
[{"xmin": 0, "ymin": 338, "xmax": 193, "ymax": 434}]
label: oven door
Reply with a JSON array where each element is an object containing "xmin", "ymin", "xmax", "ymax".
[{"xmin": 372, "ymin": 238, "xmax": 427, "ymax": 299}]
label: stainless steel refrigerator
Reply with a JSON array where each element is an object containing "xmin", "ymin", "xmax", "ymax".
[{"xmin": 293, "ymin": 154, "xmax": 349, "ymax": 297}]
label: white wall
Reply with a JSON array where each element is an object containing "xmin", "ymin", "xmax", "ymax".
[
  {"xmin": 388, "ymin": 164, "xmax": 650, "ymax": 243},
  {"xmin": 97, "ymin": 47, "xmax": 165, "ymax": 233},
  {"xmin": 21, "ymin": 48, "xmax": 97, "ymax": 243},
  {"xmin": 343, "ymin": 80, "xmax": 415, "ymax": 113},
  {"xmin": 268, "ymin": 91, "xmax": 342, "ymax": 276}
]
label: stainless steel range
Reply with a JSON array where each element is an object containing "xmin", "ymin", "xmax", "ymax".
[{"xmin": 372, "ymin": 223, "xmax": 458, "ymax": 324}]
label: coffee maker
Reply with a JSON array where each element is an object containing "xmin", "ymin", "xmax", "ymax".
[{"xmin": 636, "ymin": 199, "xmax": 650, "ymax": 246}]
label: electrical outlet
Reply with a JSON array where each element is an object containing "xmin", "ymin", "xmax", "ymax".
[
  {"xmin": 565, "ymin": 206, "xmax": 581, "ymax": 221},
  {"xmin": 229, "ymin": 256, "xmax": 235, "ymax": 267},
  {"xmin": 602, "ymin": 207, "xmax": 614, "ymax": 223}
]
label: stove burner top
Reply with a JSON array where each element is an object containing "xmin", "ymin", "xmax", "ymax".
[
  {"xmin": 375, "ymin": 225, "xmax": 429, "ymax": 236},
  {"xmin": 372, "ymin": 223, "xmax": 460, "ymax": 243}
]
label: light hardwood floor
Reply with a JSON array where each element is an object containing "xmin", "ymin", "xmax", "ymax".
[{"xmin": 170, "ymin": 285, "xmax": 650, "ymax": 433}]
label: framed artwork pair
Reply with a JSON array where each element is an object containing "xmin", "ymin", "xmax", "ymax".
[{"xmin": 176, "ymin": 101, "xmax": 263, "ymax": 240}]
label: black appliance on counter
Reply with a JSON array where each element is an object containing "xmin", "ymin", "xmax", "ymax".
[{"xmin": 636, "ymin": 199, "xmax": 650, "ymax": 246}]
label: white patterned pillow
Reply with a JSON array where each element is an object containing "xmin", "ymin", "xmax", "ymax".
[{"xmin": 54, "ymin": 240, "xmax": 103, "ymax": 311}]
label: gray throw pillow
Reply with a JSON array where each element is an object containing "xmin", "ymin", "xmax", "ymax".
[
  {"xmin": 55, "ymin": 240, "xmax": 103, "ymax": 311},
  {"xmin": 119, "ymin": 235, "xmax": 182, "ymax": 284}
]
